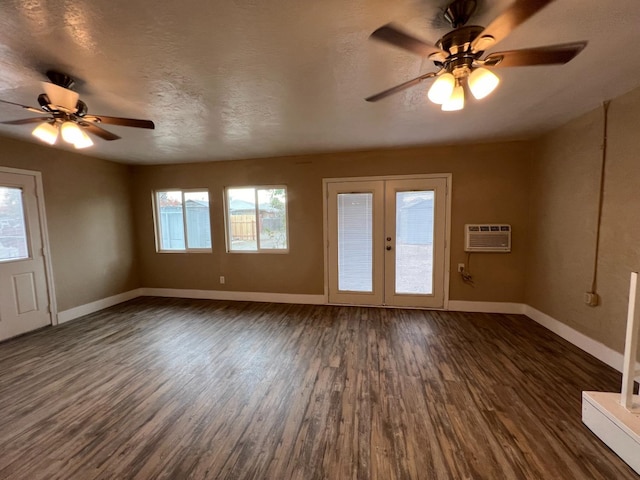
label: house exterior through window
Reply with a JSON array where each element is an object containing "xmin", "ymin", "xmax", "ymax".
[
  {"xmin": 225, "ymin": 187, "xmax": 288, "ymax": 252},
  {"xmin": 154, "ymin": 190, "xmax": 212, "ymax": 252}
]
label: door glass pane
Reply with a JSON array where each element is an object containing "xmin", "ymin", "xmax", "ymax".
[
  {"xmin": 0, "ymin": 187, "xmax": 29, "ymax": 262},
  {"xmin": 395, "ymin": 190, "xmax": 434, "ymax": 294},
  {"xmin": 157, "ymin": 191, "xmax": 185, "ymax": 250},
  {"xmin": 337, "ymin": 193, "xmax": 373, "ymax": 292},
  {"xmin": 184, "ymin": 191, "xmax": 211, "ymax": 249}
]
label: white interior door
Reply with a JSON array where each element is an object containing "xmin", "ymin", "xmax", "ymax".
[
  {"xmin": 327, "ymin": 176, "xmax": 448, "ymax": 308},
  {"xmin": 0, "ymin": 172, "xmax": 51, "ymax": 340}
]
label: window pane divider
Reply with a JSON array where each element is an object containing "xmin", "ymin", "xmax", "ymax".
[{"xmin": 255, "ymin": 189, "xmax": 261, "ymax": 251}]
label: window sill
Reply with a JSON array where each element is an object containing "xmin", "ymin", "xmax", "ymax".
[{"xmin": 156, "ymin": 249, "xmax": 212, "ymax": 254}]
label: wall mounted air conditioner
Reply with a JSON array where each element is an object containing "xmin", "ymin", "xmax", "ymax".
[{"xmin": 464, "ymin": 224, "xmax": 511, "ymax": 252}]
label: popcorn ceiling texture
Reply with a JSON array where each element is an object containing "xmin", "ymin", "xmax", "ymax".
[{"xmin": 0, "ymin": 0, "xmax": 639, "ymax": 164}]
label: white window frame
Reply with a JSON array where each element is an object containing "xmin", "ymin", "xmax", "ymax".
[
  {"xmin": 153, "ymin": 189, "xmax": 212, "ymax": 253},
  {"xmin": 224, "ymin": 185, "xmax": 289, "ymax": 254}
]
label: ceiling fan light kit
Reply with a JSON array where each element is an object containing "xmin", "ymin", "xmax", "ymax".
[
  {"xmin": 31, "ymin": 122, "xmax": 58, "ymax": 145},
  {"xmin": 441, "ymin": 84, "xmax": 465, "ymax": 111},
  {"xmin": 366, "ymin": 0, "xmax": 587, "ymax": 112},
  {"xmin": 468, "ymin": 67, "xmax": 500, "ymax": 100},
  {"xmin": 60, "ymin": 121, "xmax": 94, "ymax": 149},
  {"xmin": 60, "ymin": 121, "xmax": 83, "ymax": 144},
  {"xmin": 428, "ymin": 73, "xmax": 456, "ymax": 104},
  {"xmin": 74, "ymin": 129, "xmax": 94, "ymax": 149},
  {"xmin": 0, "ymin": 70, "xmax": 155, "ymax": 149},
  {"xmin": 31, "ymin": 120, "xmax": 94, "ymax": 149}
]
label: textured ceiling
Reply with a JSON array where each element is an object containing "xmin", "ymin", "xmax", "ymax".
[{"xmin": 0, "ymin": 0, "xmax": 639, "ymax": 165}]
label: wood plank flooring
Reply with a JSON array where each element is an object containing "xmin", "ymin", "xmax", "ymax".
[{"xmin": 0, "ymin": 297, "xmax": 637, "ymax": 479}]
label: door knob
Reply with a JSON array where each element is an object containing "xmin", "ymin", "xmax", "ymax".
[{"xmin": 386, "ymin": 245, "xmax": 392, "ymax": 251}]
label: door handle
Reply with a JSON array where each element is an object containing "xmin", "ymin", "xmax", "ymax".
[{"xmin": 386, "ymin": 245, "xmax": 392, "ymax": 251}]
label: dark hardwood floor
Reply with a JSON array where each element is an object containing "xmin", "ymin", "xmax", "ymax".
[{"xmin": 0, "ymin": 297, "xmax": 637, "ymax": 479}]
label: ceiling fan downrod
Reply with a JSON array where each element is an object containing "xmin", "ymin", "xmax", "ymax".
[
  {"xmin": 443, "ymin": 0, "xmax": 478, "ymax": 28},
  {"xmin": 46, "ymin": 70, "xmax": 76, "ymax": 90}
]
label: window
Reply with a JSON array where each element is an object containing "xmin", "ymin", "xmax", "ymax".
[
  {"xmin": 0, "ymin": 186, "xmax": 29, "ymax": 262},
  {"xmin": 225, "ymin": 187, "xmax": 288, "ymax": 252},
  {"xmin": 154, "ymin": 190, "xmax": 211, "ymax": 252}
]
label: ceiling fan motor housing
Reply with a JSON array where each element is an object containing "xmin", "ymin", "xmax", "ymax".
[
  {"xmin": 437, "ymin": 25, "xmax": 483, "ymax": 54},
  {"xmin": 434, "ymin": 25, "xmax": 484, "ymax": 75}
]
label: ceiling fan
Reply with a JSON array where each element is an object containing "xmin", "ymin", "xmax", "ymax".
[
  {"xmin": 0, "ymin": 70, "xmax": 155, "ymax": 149},
  {"xmin": 366, "ymin": 0, "xmax": 587, "ymax": 110}
]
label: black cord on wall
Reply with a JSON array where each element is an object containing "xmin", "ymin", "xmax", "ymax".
[{"xmin": 590, "ymin": 100, "xmax": 610, "ymax": 297}]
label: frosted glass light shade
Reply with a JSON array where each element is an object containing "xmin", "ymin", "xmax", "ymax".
[
  {"xmin": 32, "ymin": 122, "xmax": 59, "ymax": 145},
  {"xmin": 441, "ymin": 85, "xmax": 464, "ymax": 111},
  {"xmin": 469, "ymin": 67, "xmax": 500, "ymax": 100},
  {"xmin": 60, "ymin": 121, "xmax": 84, "ymax": 144},
  {"xmin": 74, "ymin": 129, "xmax": 94, "ymax": 149},
  {"xmin": 427, "ymin": 73, "xmax": 455, "ymax": 104}
]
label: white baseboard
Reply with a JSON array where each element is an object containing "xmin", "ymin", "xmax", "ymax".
[
  {"xmin": 447, "ymin": 301, "xmax": 640, "ymax": 374},
  {"xmin": 57, "ymin": 288, "xmax": 143, "ymax": 324},
  {"xmin": 447, "ymin": 300, "xmax": 525, "ymax": 315},
  {"xmin": 56, "ymin": 288, "xmax": 325, "ymax": 325},
  {"xmin": 139, "ymin": 288, "xmax": 326, "ymax": 305},
  {"xmin": 523, "ymin": 305, "xmax": 632, "ymax": 373}
]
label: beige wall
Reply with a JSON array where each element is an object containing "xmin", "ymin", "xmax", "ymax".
[
  {"xmin": 133, "ymin": 141, "xmax": 532, "ymax": 302},
  {"xmin": 3, "ymin": 86, "xmax": 639, "ymax": 360},
  {"xmin": 527, "ymin": 85, "xmax": 640, "ymax": 354},
  {"xmin": 0, "ymin": 137, "xmax": 139, "ymax": 311}
]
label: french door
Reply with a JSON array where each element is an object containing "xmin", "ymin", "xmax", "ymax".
[
  {"xmin": 0, "ymin": 170, "xmax": 52, "ymax": 340},
  {"xmin": 326, "ymin": 176, "xmax": 449, "ymax": 308}
]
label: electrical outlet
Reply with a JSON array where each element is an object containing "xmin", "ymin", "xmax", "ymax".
[
  {"xmin": 220, "ymin": 276, "xmax": 225, "ymax": 285},
  {"xmin": 457, "ymin": 263, "xmax": 465, "ymax": 273},
  {"xmin": 584, "ymin": 292, "xmax": 599, "ymax": 306}
]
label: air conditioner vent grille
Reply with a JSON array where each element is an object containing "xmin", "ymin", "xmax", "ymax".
[{"xmin": 465, "ymin": 224, "xmax": 511, "ymax": 252}]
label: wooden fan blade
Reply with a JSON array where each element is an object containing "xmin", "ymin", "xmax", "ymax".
[
  {"xmin": 0, "ymin": 99, "xmax": 47, "ymax": 114},
  {"xmin": 80, "ymin": 122, "xmax": 121, "ymax": 141},
  {"xmin": 371, "ymin": 24, "xmax": 447, "ymax": 59},
  {"xmin": 471, "ymin": 0, "xmax": 556, "ymax": 52},
  {"xmin": 0, "ymin": 118, "xmax": 46, "ymax": 125},
  {"xmin": 83, "ymin": 115, "xmax": 155, "ymax": 129},
  {"xmin": 483, "ymin": 42, "xmax": 587, "ymax": 68},
  {"xmin": 365, "ymin": 72, "xmax": 438, "ymax": 102}
]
